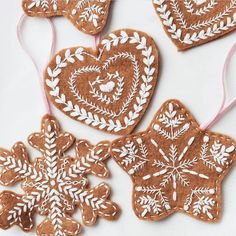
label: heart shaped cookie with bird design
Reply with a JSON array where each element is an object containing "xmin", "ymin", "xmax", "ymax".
[
  {"xmin": 153, "ymin": 0, "xmax": 236, "ymax": 51},
  {"xmin": 45, "ymin": 29, "xmax": 159, "ymax": 135},
  {"xmin": 22, "ymin": 0, "xmax": 111, "ymax": 35}
]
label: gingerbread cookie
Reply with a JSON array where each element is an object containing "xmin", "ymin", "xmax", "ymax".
[
  {"xmin": 111, "ymin": 100, "xmax": 236, "ymax": 222},
  {"xmin": 45, "ymin": 29, "xmax": 159, "ymax": 135},
  {"xmin": 22, "ymin": 0, "xmax": 111, "ymax": 35},
  {"xmin": 0, "ymin": 115, "xmax": 119, "ymax": 235},
  {"xmin": 153, "ymin": 0, "xmax": 236, "ymax": 51}
]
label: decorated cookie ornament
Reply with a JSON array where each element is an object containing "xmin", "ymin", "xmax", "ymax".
[
  {"xmin": 45, "ymin": 29, "xmax": 159, "ymax": 135},
  {"xmin": 0, "ymin": 115, "xmax": 119, "ymax": 235},
  {"xmin": 153, "ymin": 0, "xmax": 236, "ymax": 51},
  {"xmin": 22, "ymin": 0, "xmax": 111, "ymax": 35},
  {"xmin": 110, "ymin": 100, "xmax": 236, "ymax": 221}
]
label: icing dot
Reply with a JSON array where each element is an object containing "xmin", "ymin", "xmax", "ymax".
[
  {"xmin": 135, "ymin": 186, "xmax": 142, "ymax": 192},
  {"xmin": 136, "ymin": 138, "xmax": 142, "ymax": 144},
  {"xmin": 128, "ymin": 169, "xmax": 135, "ymax": 175},
  {"xmin": 165, "ymin": 204, "xmax": 171, "ymax": 210},
  {"xmin": 153, "ymin": 124, "xmax": 160, "ymax": 131},
  {"xmin": 184, "ymin": 205, "xmax": 189, "ymax": 211},
  {"xmin": 209, "ymin": 189, "xmax": 215, "ymax": 194},
  {"xmin": 226, "ymin": 145, "xmax": 235, "ymax": 152},
  {"xmin": 203, "ymin": 136, "xmax": 209, "ymax": 142}
]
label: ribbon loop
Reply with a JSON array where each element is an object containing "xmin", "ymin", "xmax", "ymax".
[
  {"xmin": 200, "ymin": 41, "xmax": 236, "ymax": 130},
  {"xmin": 17, "ymin": 14, "xmax": 56, "ymax": 114},
  {"xmin": 94, "ymin": 34, "xmax": 101, "ymax": 50}
]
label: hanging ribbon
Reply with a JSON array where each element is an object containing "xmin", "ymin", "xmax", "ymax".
[
  {"xmin": 94, "ymin": 34, "xmax": 101, "ymax": 50},
  {"xmin": 17, "ymin": 14, "xmax": 56, "ymax": 114},
  {"xmin": 201, "ymin": 41, "xmax": 236, "ymax": 130}
]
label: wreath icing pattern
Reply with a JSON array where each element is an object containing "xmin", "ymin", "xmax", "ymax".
[
  {"xmin": 153, "ymin": 0, "xmax": 236, "ymax": 45},
  {"xmin": 68, "ymin": 65, "xmax": 128, "ymax": 118},
  {"xmin": 184, "ymin": 0, "xmax": 218, "ymax": 16},
  {"xmin": 46, "ymin": 31, "xmax": 156, "ymax": 133},
  {"xmin": 67, "ymin": 52, "xmax": 139, "ymax": 117}
]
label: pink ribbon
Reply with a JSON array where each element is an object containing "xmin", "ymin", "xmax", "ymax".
[
  {"xmin": 201, "ymin": 41, "xmax": 236, "ymax": 130},
  {"xmin": 94, "ymin": 34, "xmax": 101, "ymax": 50},
  {"xmin": 16, "ymin": 14, "xmax": 236, "ymax": 129},
  {"xmin": 17, "ymin": 14, "xmax": 56, "ymax": 114}
]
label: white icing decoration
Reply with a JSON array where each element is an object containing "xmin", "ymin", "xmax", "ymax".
[
  {"xmin": 112, "ymin": 101, "xmax": 235, "ymax": 219},
  {"xmin": 46, "ymin": 30, "xmax": 156, "ymax": 133},
  {"xmin": 153, "ymin": 0, "xmax": 236, "ymax": 45},
  {"xmin": 26, "ymin": 0, "xmax": 109, "ymax": 32}
]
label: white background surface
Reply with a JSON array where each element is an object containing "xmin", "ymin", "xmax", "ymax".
[{"xmin": 1, "ymin": 1, "xmax": 236, "ymax": 235}]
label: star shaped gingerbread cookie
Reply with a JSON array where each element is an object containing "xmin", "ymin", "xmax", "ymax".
[
  {"xmin": 22, "ymin": 0, "xmax": 111, "ymax": 35},
  {"xmin": 111, "ymin": 100, "xmax": 236, "ymax": 222}
]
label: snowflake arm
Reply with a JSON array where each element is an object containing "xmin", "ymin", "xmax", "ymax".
[
  {"xmin": 74, "ymin": 183, "xmax": 119, "ymax": 226},
  {"xmin": 0, "ymin": 191, "xmax": 35, "ymax": 231},
  {"xmin": 37, "ymin": 215, "xmax": 81, "ymax": 236},
  {"xmin": 28, "ymin": 115, "xmax": 75, "ymax": 157},
  {"xmin": 68, "ymin": 140, "xmax": 110, "ymax": 178},
  {"xmin": 0, "ymin": 142, "xmax": 34, "ymax": 186}
]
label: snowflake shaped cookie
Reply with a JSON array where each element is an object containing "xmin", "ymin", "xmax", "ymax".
[
  {"xmin": 153, "ymin": 0, "xmax": 236, "ymax": 50},
  {"xmin": 22, "ymin": 0, "xmax": 111, "ymax": 35},
  {"xmin": 111, "ymin": 100, "xmax": 236, "ymax": 221},
  {"xmin": 0, "ymin": 115, "xmax": 119, "ymax": 235}
]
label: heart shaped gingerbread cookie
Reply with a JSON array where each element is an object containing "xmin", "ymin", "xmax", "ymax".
[
  {"xmin": 45, "ymin": 29, "xmax": 159, "ymax": 135},
  {"xmin": 153, "ymin": 0, "xmax": 236, "ymax": 50},
  {"xmin": 22, "ymin": 0, "xmax": 111, "ymax": 35}
]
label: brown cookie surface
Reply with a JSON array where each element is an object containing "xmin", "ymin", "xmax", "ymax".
[
  {"xmin": 153, "ymin": 0, "xmax": 236, "ymax": 51},
  {"xmin": 22, "ymin": 0, "xmax": 111, "ymax": 35},
  {"xmin": 111, "ymin": 100, "xmax": 236, "ymax": 222},
  {"xmin": 0, "ymin": 114, "xmax": 119, "ymax": 235},
  {"xmin": 45, "ymin": 29, "xmax": 160, "ymax": 135}
]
